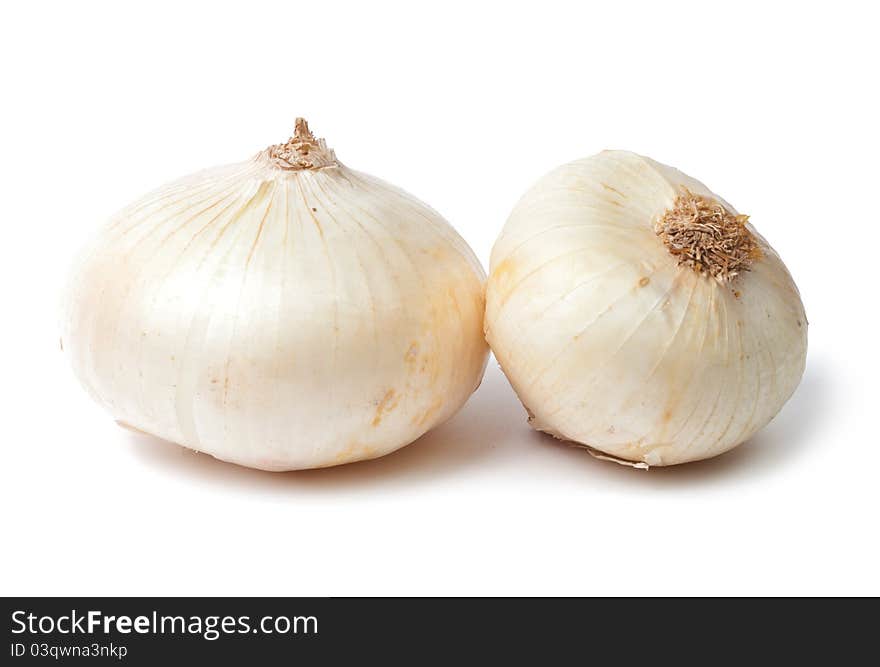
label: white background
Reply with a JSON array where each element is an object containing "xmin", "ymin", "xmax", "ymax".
[{"xmin": 2, "ymin": 0, "xmax": 878, "ymax": 596}]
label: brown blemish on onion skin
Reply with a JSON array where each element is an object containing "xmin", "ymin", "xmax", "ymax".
[
  {"xmin": 601, "ymin": 183, "xmax": 626, "ymax": 197},
  {"xmin": 639, "ymin": 277, "xmax": 650, "ymax": 287},
  {"xmin": 372, "ymin": 389, "xmax": 399, "ymax": 427},
  {"xmin": 413, "ymin": 397, "xmax": 444, "ymax": 427},
  {"xmin": 333, "ymin": 442, "xmax": 380, "ymax": 464},
  {"xmin": 491, "ymin": 257, "xmax": 516, "ymax": 283},
  {"xmin": 404, "ymin": 342, "xmax": 419, "ymax": 365}
]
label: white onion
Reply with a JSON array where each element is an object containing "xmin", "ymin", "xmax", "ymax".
[
  {"xmin": 485, "ymin": 150, "xmax": 807, "ymax": 467},
  {"xmin": 61, "ymin": 119, "xmax": 488, "ymax": 471}
]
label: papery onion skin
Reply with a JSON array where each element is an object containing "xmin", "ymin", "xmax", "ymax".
[
  {"xmin": 61, "ymin": 121, "xmax": 488, "ymax": 471},
  {"xmin": 485, "ymin": 150, "xmax": 807, "ymax": 466}
]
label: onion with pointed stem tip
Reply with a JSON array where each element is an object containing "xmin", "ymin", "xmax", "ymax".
[
  {"xmin": 61, "ymin": 119, "xmax": 488, "ymax": 471},
  {"xmin": 485, "ymin": 150, "xmax": 807, "ymax": 467}
]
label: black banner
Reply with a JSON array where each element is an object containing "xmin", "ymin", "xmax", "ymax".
[{"xmin": 1, "ymin": 597, "xmax": 873, "ymax": 663}]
